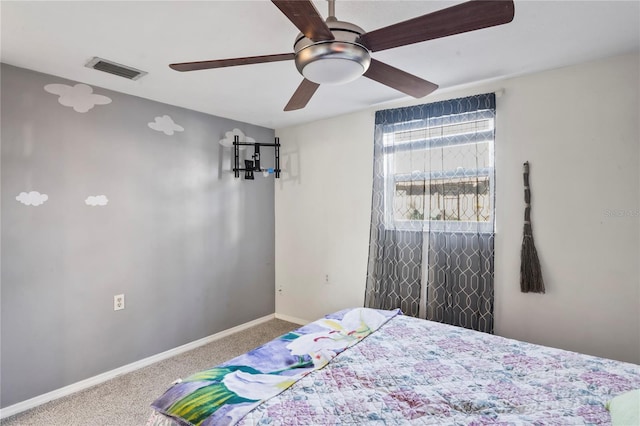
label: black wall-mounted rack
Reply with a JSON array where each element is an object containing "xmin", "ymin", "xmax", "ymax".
[{"xmin": 233, "ymin": 135, "xmax": 281, "ymax": 180}]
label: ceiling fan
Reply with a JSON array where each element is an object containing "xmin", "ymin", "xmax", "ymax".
[{"xmin": 170, "ymin": 0, "xmax": 515, "ymax": 112}]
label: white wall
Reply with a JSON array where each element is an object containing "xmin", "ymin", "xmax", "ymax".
[
  {"xmin": 274, "ymin": 111, "xmax": 375, "ymax": 324},
  {"xmin": 275, "ymin": 53, "xmax": 640, "ymax": 364}
]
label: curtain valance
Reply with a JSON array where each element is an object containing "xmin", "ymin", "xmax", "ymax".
[{"xmin": 375, "ymin": 93, "xmax": 496, "ymax": 125}]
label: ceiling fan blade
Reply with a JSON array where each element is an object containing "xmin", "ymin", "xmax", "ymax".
[
  {"xmin": 284, "ymin": 79, "xmax": 320, "ymax": 111},
  {"xmin": 170, "ymin": 53, "xmax": 295, "ymax": 72},
  {"xmin": 364, "ymin": 59, "xmax": 438, "ymax": 98},
  {"xmin": 358, "ymin": 0, "xmax": 515, "ymax": 52},
  {"xmin": 271, "ymin": 0, "xmax": 334, "ymax": 41}
]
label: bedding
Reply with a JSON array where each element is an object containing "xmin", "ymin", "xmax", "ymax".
[
  {"xmin": 607, "ymin": 389, "xmax": 640, "ymax": 425},
  {"xmin": 148, "ymin": 308, "xmax": 640, "ymax": 425}
]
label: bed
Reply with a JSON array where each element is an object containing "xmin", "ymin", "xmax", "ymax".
[{"xmin": 147, "ymin": 308, "xmax": 640, "ymax": 425}]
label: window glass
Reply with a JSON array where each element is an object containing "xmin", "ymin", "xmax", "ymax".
[{"xmin": 383, "ymin": 113, "xmax": 494, "ymax": 231}]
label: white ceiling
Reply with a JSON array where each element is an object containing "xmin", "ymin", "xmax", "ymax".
[{"xmin": 1, "ymin": 1, "xmax": 638, "ymax": 129}]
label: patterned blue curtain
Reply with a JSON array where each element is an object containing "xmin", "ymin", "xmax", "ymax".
[{"xmin": 364, "ymin": 94, "xmax": 496, "ymax": 333}]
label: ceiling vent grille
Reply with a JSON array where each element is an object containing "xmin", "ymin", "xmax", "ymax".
[{"xmin": 85, "ymin": 57, "xmax": 147, "ymax": 80}]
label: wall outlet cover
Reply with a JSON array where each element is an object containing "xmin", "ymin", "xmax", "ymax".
[{"xmin": 114, "ymin": 294, "xmax": 125, "ymax": 311}]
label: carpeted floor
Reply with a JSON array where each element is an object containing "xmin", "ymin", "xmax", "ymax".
[{"xmin": 1, "ymin": 319, "xmax": 297, "ymax": 426}]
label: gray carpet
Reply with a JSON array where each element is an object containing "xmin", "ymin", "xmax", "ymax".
[{"xmin": 1, "ymin": 319, "xmax": 297, "ymax": 426}]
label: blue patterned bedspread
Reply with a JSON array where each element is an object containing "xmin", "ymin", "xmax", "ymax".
[{"xmin": 150, "ymin": 309, "xmax": 640, "ymax": 425}]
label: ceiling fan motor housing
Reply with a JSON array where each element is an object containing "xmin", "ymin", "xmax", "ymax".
[{"xmin": 294, "ymin": 18, "xmax": 371, "ymax": 85}]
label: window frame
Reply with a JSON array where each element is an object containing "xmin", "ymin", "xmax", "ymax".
[{"xmin": 381, "ymin": 110, "xmax": 495, "ymax": 233}]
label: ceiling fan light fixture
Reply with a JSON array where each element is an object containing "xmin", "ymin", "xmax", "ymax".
[{"xmin": 295, "ymin": 41, "xmax": 371, "ymax": 85}]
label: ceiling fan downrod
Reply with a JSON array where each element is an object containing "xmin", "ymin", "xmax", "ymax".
[{"xmin": 328, "ymin": 0, "xmax": 336, "ymax": 20}]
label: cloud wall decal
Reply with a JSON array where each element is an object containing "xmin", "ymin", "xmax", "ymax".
[
  {"xmin": 44, "ymin": 83, "xmax": 112, "ymax": 113},
  {"xmin": 148, "ymin": 115, "xmax": 184, "ymax": 135},
  {"xmin": 85, "ymin": 195, "xmax": 109, "ymax": 206},
  {"xmin": 16, "ymin": 191, "xmax": 49, "ymax": 206},
  {"xmin": 219, "ymin": 128, "xmax": 255, "ymax": 148}
]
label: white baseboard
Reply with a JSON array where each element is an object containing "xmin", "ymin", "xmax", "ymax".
[
  {"xmin": 275, "ymin": 312, "xmax": 310, "ymax": 325},
  {"xmin": 0, "ymin": 313, "xmax": 275, "ymax": 419}
]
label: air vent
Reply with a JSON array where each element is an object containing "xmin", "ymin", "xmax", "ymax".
[{"xmin": 85, "ymin": 57, "xmax": 147, "ymax": 80}]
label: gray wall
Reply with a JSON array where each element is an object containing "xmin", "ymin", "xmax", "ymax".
[{"xmin": 1, "ymin": 64, "xmax": 276, "ymax": 408}]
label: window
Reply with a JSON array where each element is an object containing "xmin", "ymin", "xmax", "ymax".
[
  {"xmin": 366, "ymin": 94, "xmax": 497, "ymax": 330},
  {"xmin": 394, "ymin": 176, "xmax": 491, "ymax": 222},
  {"xmin": 382, "ymin": 110, "xmax": 495, "ymax": 232}
]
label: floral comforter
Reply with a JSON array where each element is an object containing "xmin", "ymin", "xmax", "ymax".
[
  {"xmin": 150, "ymin": 308, "xmax": 399, "ymax": 426},
  {"xmin": 149, "ymin": 309, "xmax": 640, "ymax": 425}
]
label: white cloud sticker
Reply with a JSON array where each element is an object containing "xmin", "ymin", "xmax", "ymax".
[
  {"xmin": 219, "ymin": 128, "xmax": 255, "ymax": 148},
  {"xmin": 85, "ymin": 195, "xmax": 108, "ymax": 206},
  {"xmin": 148, "ymin": 115, "xmax": 184, "ymax": 135},
  {"xmin": 44, "ymin": 83, "xmax": 112, "ymax": 113},
  {"xmin": 16, "ymin": 191, "xmax": 49, "ymax": 206}
]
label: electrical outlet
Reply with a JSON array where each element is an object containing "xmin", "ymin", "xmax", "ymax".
[{"xmin": 114, "ymin": 294, "xmax": 125, "ymax": 311}]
